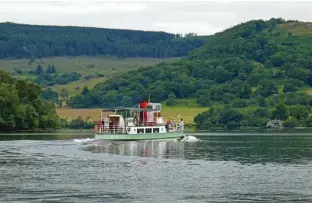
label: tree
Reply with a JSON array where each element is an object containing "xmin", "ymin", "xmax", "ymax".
[
  {"xmin": 288, "ymin": 31, "xmax": 292, "ymax": 37},
  {"xmin": 35, "ymin": 65, "xmax": 44, "ymax": 75},
  {"xmin": 194, "ymin": 107, "xmax": 243, "ymax": 130},
  {"xmin": 41, "ymin": 88, "xmax": 59, "ymax": 104},
  {"xmin": 256, "ymin": 81, "xmax": 278, "ymax": 97},
  {"xmin": 60, "ymin": 88, "xmax": 69, "ymax": 106},
  {"xmin": 81, "ymin": 86, "xmax": 90, "ymax": 95},
  {"xmin": 253, "ymin": 107, "xmax": 270, "ymax": 118},
  {"xmin": 60, "ymin": 88, "xmax": 68, "ymax": 98},
  {"xmin": 239, "ymin": 83, "xmax": 252, "ymax": 99},
  {"xmin": 121, "ymin": 96, "xmax": 133, "ymax": 107},
  {"xmin": 165, "ymin": 92, "xmax": 177, "ymax": 106},
  {"xmin": 258, "ymin": 97, "xmax": 268, "ymax": 107},
  {"xmin": 0, "ymin": 70, "xmax": 59, "ymax": 131},
  {"xmin": 283, "ymin": 116, "xmax": 297, "ymax": 127},
  {"xmin": 46, "ymin": 64, "xmax": 52, "ymax": 73},
  {"xmin": 289, "ymin": 105, "xmax": 309, "ymax": 120},
  {"xmin": 272, "ymin": 103, "xmax": 289, "ymax": 120},
  {"xmin": 215, "ymin": 66, "xmax": 232, "ymax": 83},
  {"xmin": 283, "ymin": 83, "xmax": 298, "ymax": 93},
  {"xmin": 25, "ymin": 105, "xmax": 39, "ymax": 129},
  {"xmin": 51, "ymin": 65, "xmax": 57, "ymax": 73},
  {"xmin": 69, "ymin": 116, "xmax": 85, "ymax": 129}
]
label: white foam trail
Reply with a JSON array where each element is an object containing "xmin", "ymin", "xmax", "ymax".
[
  {"xmin": 73, "ymin": 138, "xmax": 95, "ymax": 143},
  {"xmin": 180, "ymin": 135, "xmax": 199, "ymax": 142}
]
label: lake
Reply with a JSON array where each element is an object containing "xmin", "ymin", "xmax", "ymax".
[{"xmin": 0, "ymin": 132, "xmax": 311, "ymax": 202}]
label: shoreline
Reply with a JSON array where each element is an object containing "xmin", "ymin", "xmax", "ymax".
[{"xmin": 0, "ymin": 127, "xmax": 311, "ymax": 135}]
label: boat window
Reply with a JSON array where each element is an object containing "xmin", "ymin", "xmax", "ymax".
[
  {"xmin": 153, "ymin": 128, "xmax": 159, "ymax": 133},
  {"xmin": 145, "ymin": 128, "xmax": 152, "ymax": 134},
  {"xmin": 137, "ymin": 128, "xmax": 144, "ymax": 134}
]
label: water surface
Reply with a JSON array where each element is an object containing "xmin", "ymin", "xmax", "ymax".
[{"xmin": 0, "ymin": 132, "xmax": 311, "ymax": 202}]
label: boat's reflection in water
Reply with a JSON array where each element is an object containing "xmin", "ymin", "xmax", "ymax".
[{"xmin": 85, "ymin": 140, "xmax": 185, "ymax": 159}]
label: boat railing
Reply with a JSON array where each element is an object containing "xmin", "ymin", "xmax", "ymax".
[
  {"xmin": 94, "ymin": 125, "xmax": 126, "ymax": 134},
  {"xmin": 130, "ymin": 121, "xmax": 164, "ymax": 127}
]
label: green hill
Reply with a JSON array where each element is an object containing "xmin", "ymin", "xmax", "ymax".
[
  {"xmin": 70, "ymin": 18, "xmax": 312, "ymax": 129},
  {"xmin": 0, "ymin": 56, "xmax": 180, "ymax": 95},
  {"xmin": 0, "ymin": 22, "xmax": 208, "ymax": 59}
]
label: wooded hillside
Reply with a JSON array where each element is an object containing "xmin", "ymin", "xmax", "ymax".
[
  {"xmin": 0, "ymin": 22, "xmax": 207, "ymax": 59},
  {"xmin": 69, "ymin": 18, "xmax": 312, "ymax": 129}
]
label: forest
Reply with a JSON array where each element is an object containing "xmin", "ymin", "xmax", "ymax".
[
  {"xmin": 0, "ymin": 70, "xmax": 97, "ymax": 131},
  {"xmin": 0, "ymin": 22, "xmax": 207, "ymax": 59},
  {"xmin": 0, "ymin": 70, "xmax": 59, "ymax": 131},
  {"xmin": 69, "ymin": 18, "xmax": 312, "ymax": 129}
]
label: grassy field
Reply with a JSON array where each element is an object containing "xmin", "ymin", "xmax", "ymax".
[
  {"xmin": 56, "ymin": 99, "xmax": 208, "ymax": 124},
  {"xmin": 51, "ymin": 77, "xmax": 106, "ymax": 96},
  {"xmin": 280, "ymin": 22, "xmax": 312, "ymax": 36},
  {"xmin": 0, "ymin": 56, "xmax": 180, "ymax": 74},
  {"xmin": 57, "ymin": 108, "xmax": 103, "ymax": 121},
  {"xmin": 1, "ymin": 56, "xmax": 180, "ymax": 95}
]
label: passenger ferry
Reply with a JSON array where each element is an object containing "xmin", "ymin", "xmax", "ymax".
[{"xmin": 94, "ymin": 100, "xmax": 185, "ymax": 141}]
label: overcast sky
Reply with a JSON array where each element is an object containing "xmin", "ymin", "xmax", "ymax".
[{"xmin": 0, "ymin": 1, "xmax": 311, "ymax": 35}]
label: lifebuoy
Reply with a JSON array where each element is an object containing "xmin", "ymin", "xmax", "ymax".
[{"xmin": 127, "ymin": 127, "xmax": 131, "ymax": 132}]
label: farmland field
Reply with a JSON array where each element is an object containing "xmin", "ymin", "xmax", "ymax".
[
  {"xmin": 0, "ymin": 56, "xmax": 180, "ymax": 74},
  {"xmin": 0, "ymin": 56, "xmax": 180, "ymax": 95},
  {"xmin": 56, "ymin": 100, "xmax": 208, "ymax": 124}
]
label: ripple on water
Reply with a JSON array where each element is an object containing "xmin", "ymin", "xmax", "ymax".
[{"xmin": 0, "ymin": 134, "xmax": 311, "ymax": 202}]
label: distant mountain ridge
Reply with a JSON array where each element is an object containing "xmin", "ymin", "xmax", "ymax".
[{"xmin": 0, "ymin": 22, "xmax": 208, "ymax": 59}]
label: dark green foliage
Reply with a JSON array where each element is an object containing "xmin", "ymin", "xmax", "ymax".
[
  {"xmin": 0, "ymin": 70, "xmax": 59, "ymax": 131},
  {"xmin": 81, "ymin": 86, "xmax": 90, "ymax": 95},
  {"xmin": 51, "ymin": 65, "xmax": 56, "ymax": 73},
  {"xmin": 67, "ymin": 116, "xmax": 96, "ymax": 129},
  {"xmin": 68, "ymin": 95, "xmax": 93, "ymax": 108},
  {"xmin": 47, "ymin": 64, "xmax": 52, "ymax": 74},
  {"xmin": 46, "ymin": 64, "xmax": 56, "ymax": 74},
  {"xmin": 194, "ymin": 108, "xmax": 244, "ymax": 129},
  {"xmin": 35, "ymin": 65, "xmax": 44, "ymax": 75},
  {"xmin": 289, "ymin": 105, "xmax": 309, "ymax": 120},
  {"xmin": 165, "ymin": 92, "xmax": 177, "ymax": 106},
  {"xmin": 253, "ymin": 107, "xmax": 271, "ymax": 118},
  {"xmin": 0, "ymin": 23, "xmax": 208, "ymax": 59},
  {"xmin": 255, "ymin": 80, "xmax": 278, "ymax": 97},
  {"xmin": 67, "ymin": 19, "xmax": 311, "ymax": 129},
  {"xmin": 283, "ymin": 116, "xmax": 298, "ymax": 128},
  {"xmin": 283, "ymin": 83, "xmax": 297, "ymax": 93},
  {"xmin": 258, "ymin": 97, "xmax": 268, "ymax": 107},
  {"xmin": 271, "ymin": 103, "xmax": 290, "ymax": 120},
  {"xmin": 84, "ymin": 72, "xmax": 104, "ymax": 81},
  {"xmin": 14, "ymin": 69, "xmax": 23, "ymax": 75},
  {"xmin": 41, "ymin": 88, "xmax": 59, "ymax": 104},
  {"xmin": 121, "ymin": 96, "xmax": 133, "ymax": 107}
]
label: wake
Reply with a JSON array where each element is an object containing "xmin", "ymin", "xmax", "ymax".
[
  {"xmin": 180, "ymin": 135, "xmax": 200, "ymax": 142},
  {"xmin": 73, "ymin": 138, "xmax": 95, "ymax": 143}
]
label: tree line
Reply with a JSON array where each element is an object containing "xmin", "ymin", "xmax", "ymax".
[{"xmin": 0, "ymin": 22, "xmax": 208, "ymax": 59}]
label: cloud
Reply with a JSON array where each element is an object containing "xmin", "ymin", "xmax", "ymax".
[
  {"xmin": 0, "ymin": 1, "xmax": 311, "ymax": 35},
  {"xmin": 154, "ymin": 21, "xmax": 225, "ymax": 35},
  {"xmin": 0, "ymin": 2, "xmax": 148, "ymax": 14}
]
